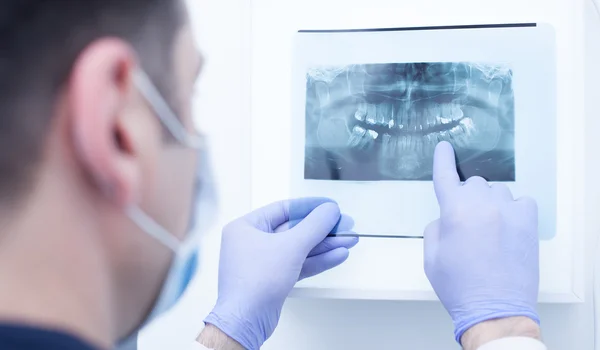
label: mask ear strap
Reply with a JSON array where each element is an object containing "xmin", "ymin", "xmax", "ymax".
[
  {"xmin": 125, "ymin": 205, "xmax": 181, "ymax": 252},
  {"xmin": 132, "ymin": 69, "xmax": 203, "ymax": 149}
]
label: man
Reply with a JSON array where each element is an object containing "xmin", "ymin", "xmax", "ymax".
[
  {"xmin": 0, "ymin": 1, "xmax": 544, "ymax": 350},
  {"xmin": 0, "ymin": 1, "xmax": 358, "ymax": 350}
]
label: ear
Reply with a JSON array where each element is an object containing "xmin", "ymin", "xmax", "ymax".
[{"xmin": 68, "ymin": 38, "xmax": 148, "ymax": 207}]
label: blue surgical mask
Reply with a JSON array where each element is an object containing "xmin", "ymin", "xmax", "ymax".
[{"xmin": 114, "ymin": 69, "xmax": 216, "ymax": 350}]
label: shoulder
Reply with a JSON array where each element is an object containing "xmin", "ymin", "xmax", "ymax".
[{"xmin": 0, "ymin": 324, "xmax": 100, "ymax": 350}]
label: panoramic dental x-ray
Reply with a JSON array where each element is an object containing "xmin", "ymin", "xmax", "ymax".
[{"xmin": 303, "ymin": 62, "xmax": 516, "ymax": 182}]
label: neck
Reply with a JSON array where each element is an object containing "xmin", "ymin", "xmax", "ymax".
[{"xmin": 0, "ymin": 171, "xmax": 114, "ymax": 350}]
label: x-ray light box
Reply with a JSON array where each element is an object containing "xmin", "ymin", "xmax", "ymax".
[
  {"xmin": 251, "ymin": 21, "xmax": 583, "ymax": 302},
  {"xmin": 291, "ymin": 23, "xmax": 556, "ymax": 240}
]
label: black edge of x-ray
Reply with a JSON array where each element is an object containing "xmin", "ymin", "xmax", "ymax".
[{"xmin": 298, "ymin": 23, "xmax": 536, "ymax": 34}]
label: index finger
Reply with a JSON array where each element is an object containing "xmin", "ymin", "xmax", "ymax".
[{"xmin": 432, "ymin": 141, "xmax": 460, "ymax": 203}]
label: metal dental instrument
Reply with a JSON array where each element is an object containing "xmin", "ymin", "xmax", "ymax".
[
  {"xmin": 326, "ymin": 215, "xmax": 423, "ymax": 239},
  {"xmin": 327, "ymin": 233, "xmax": 423, "ymax": 239}
]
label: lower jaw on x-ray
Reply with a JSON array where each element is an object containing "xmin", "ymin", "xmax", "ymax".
[{"xmin": 304, "ymin": 62, "xmax": 516, "ymax": 182}]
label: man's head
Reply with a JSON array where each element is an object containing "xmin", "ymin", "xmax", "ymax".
[{"xmin": 0, "ymin": 0, "xmax": 204, "ymax": 343}]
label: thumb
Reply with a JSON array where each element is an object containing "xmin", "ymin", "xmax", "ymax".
[
  {"xmin": 274, "ymin": 213, "xmax": 354, "ymax": 233},
  {"xmin": 423, "ymin": 219, "xmax": 441, "ymax": 275},
  {"xmin": 241, "ymin": 197, "xmax": 335, "ymax": 232},
  {"xmin": 290, "ymin": 202, "xmax": 341, "ymax": 252}
]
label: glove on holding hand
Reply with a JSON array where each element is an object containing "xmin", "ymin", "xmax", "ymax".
[{"xmin": 204, "ymin": 197, "xmax": 358, "ymax": 350}]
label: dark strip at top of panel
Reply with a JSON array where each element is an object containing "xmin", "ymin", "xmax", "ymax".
[{"xmin": 298, "ymin": 23, "xmax": 537, "ymax": 34}]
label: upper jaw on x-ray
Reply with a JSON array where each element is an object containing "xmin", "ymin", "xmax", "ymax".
[{"xmin": 304, "ymin": 62, "xmax": 516, "ymax": 181}]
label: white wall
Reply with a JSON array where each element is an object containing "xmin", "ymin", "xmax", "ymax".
[{"xmin": 138, "ymin": 0, "xmax": 599, "ymax": 349}]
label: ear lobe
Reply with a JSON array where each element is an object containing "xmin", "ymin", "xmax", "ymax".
[{"xmin": 68, "ymin": 38, "xmax": 142, "ymax": 207}]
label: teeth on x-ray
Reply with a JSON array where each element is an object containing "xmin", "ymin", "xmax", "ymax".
[
  {"xmin": 348, "ymin": 125, "xmax": 378, "ymax": 150},
  {"xmin": 304, "ymin": 62, "xmax": 515, "ymax": 181}
]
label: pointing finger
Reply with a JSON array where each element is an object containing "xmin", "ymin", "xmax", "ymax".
[{"xmin": 433, "ymin": 141, "xmax": 460, "ymax": 203}]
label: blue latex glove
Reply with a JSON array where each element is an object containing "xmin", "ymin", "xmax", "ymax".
[
  {"xmin": 424, "ymin": 141, "xmax": 540, "ymax": 344},
  {"xmin": 204, "ymin": 197, "xmax": 359, "ymax": 350}
]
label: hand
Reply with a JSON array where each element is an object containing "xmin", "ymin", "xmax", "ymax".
[
  {"xmin": 204, "ymin": 198, "xmax": 359, "ymax": 350},
  {"xmin": 424, "ymin": 141, "xmax": 540, "ymax": 344}
]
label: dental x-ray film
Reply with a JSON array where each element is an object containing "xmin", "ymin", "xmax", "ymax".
[
  {"xmin": 304, "ymin": 62, "xmax": 515, "ymax": 181},
  {"xmin": 291, "ymin": 24, "xmax": 557, "ymax": 239}
]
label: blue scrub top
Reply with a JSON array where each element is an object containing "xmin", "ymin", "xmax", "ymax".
[{"xmin": 0, "ymin": 323, "xmax": 99, "ymax": 350}]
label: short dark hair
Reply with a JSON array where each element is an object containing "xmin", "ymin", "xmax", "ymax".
[{"xmin": 0, "ymin": 0, "xmax": 183, "ymax": 204}]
